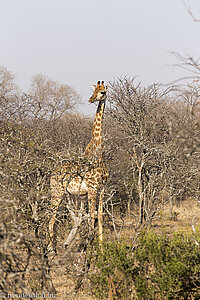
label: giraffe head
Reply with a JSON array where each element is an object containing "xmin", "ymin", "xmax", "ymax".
[{"xmin": 89, "ymin": 81, "xmax": 108, "ymax": 103}]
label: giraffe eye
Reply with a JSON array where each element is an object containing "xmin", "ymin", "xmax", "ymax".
[{"xmin": 101, "ymin": 91, "xmax": 106, "ymax": 95}]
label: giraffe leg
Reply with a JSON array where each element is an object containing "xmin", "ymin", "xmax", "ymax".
[
  {"xmin": 88, "ymin": 191, "xmax": 96, "ymax": 229},
  {"xmin": 48, "ymin": 197, "xmax": 62, "ymax": 241},
  {"xmin": 48, "ymin": 175, "xmax": 64, "ymax": 252},
  {"xmin": 98, "ymin": 187, "xmax": 104, "ymax": 243}
]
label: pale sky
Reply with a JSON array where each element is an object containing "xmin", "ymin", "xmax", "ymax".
[{"xmin": 0, "ymin": 0, "xmax": 199, "ymax": 114}]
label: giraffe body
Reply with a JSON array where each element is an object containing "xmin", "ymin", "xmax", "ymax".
[{"xmin": 49, "ymin": 81, "xmax": 108, "ymax": 249}]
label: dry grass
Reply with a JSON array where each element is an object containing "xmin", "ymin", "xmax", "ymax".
[{"xmin": 153, "ymin": 198, "xmax": 200, "ymax": 234}]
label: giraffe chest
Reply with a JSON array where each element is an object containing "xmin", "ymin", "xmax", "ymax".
[
  {"xmin": 66, "ymin": 176, "xmax": 88, "ymax": 195},
  {"xmin": 65, "ymin": 169, "xmax": 106, "ymax": 195}
]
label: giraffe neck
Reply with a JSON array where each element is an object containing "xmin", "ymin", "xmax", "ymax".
[
  {"xmin": 92, "ymin": 100, "xmax": 104, "ymax": 139},
  {"xmin": 84, "ymin": 100, "xmax": 105, "ymax": 156}
]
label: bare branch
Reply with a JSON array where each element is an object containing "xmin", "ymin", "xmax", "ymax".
[{"xmin": 183, "ymin": 0, "xmax": 200, "ymax": 22}]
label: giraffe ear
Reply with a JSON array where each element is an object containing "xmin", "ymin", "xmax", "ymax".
[
  {"xmin": 92, "ymin": 85, "xmax": 96, "ymax": 91},
  {"xmin": 105, "ymin": 85, "xmax": 108, "ymax": 91}
]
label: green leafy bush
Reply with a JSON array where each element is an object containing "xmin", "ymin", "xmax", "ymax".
[
  {"xmin": 90, "ymin": 230, "xmax": 200, "ymax": 299},
  {"xmin": 89, "ymin": 240, "xmax": 137, "ymax": 299},
  {"xmin": 135, "ymin": 230, "xmax": 200, "ymax": 299}
]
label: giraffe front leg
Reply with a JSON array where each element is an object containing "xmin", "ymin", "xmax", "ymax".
[
  {"xmin": 48, "ymin": 176, "xmax": 64, "ymax": 252},
  {"xmin": 98, "ymin": 187, "xmax": 104, "ymax": 244},
  {"xmin": 48, "ymin": 199, "xmax": 62, "ymax": 253},
  {"xmin": 88, "ymin": 191, "xmax": 96, "ymax": 229},
  {"xmin": 48, "ymin": 198, "xmax": 61, "ymax": 241}
]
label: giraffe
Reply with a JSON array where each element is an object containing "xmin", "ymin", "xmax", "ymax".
[{"xmin": 48, "ymin": 81, "xmax": 108, "ymax": 250}]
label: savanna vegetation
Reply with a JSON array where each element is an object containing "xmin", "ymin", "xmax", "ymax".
[{"xmin": 0, "ymin": 62, "xmax": 200, "ymax": 299}]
